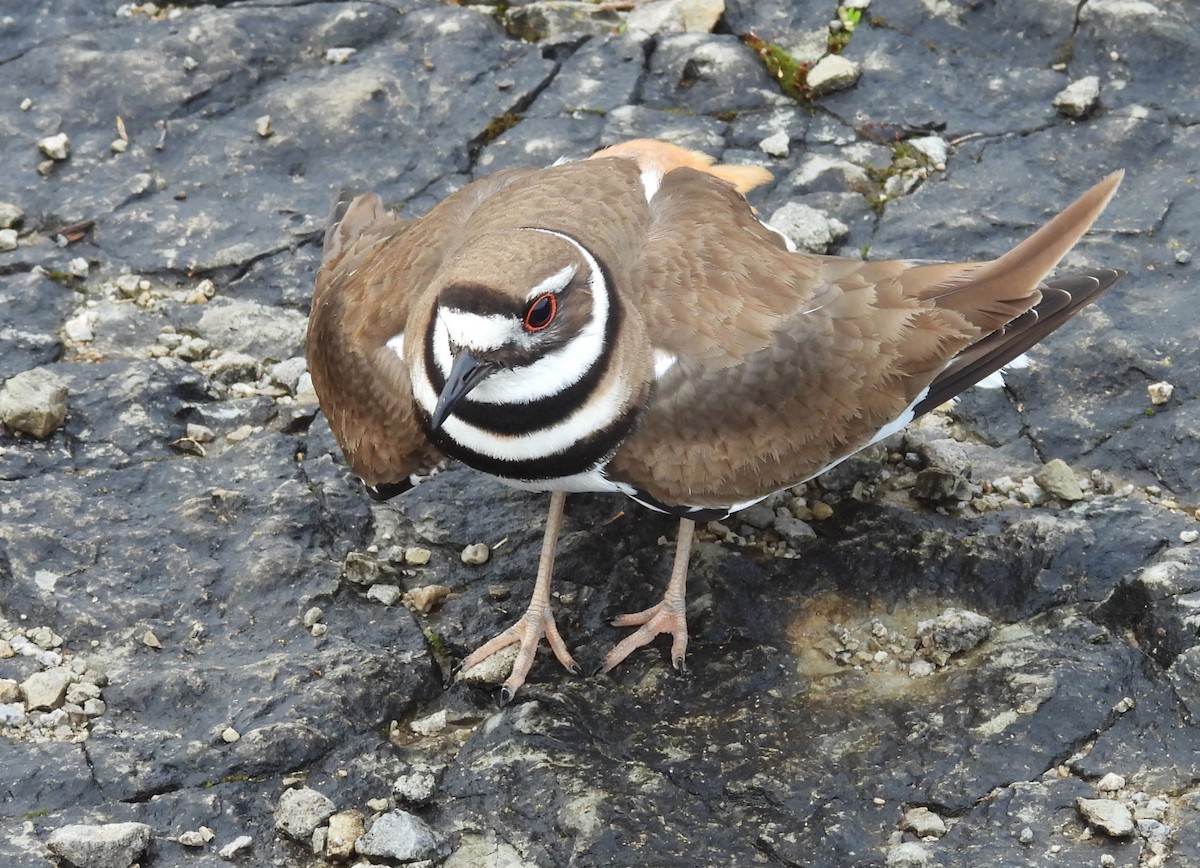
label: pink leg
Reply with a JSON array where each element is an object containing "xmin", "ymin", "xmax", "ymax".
[
  {"xmin": 459, "ymin": 491, "xmax": 578, "ymax": 703},
  {"xmin": 601, "ymin": 518, "xmax": 695, "ymax": 674}
]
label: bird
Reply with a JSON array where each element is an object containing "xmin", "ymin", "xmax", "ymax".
[{"xmin": 306, "ymin": 138, "xmax": 1124, "ymax": 703}]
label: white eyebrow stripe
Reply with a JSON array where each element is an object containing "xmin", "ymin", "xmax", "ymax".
[
  {"xmin": 526, "ymin": 264, "xmax": 577, "ymax": 300},
  {"xmin": 439, "ymin": 309, "xmax": 518, "ymax": 353}
]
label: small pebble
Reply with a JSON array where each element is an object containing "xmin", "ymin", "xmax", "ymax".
[
  {"xmin": 310, "ymin": 623, "xmax": 328, "ymax": 637},
  {"xmin": 409, "ymin": 709, "xmax": 448, "ymax": 736},
  {"xmin": 218, "ymin": 835, "xmax": 253, "ymax": 859},
  {"xmin": 1175, "ymin": 249, "xmax": 1192, "ymax": 265},
  {"xmin": 177, "ymin": 829, "xmax": 208, "ymax": 847},
  {"xmin": 325, "ymin": 810, "xmax": 364, "ymax": 860},
  {"xmin": 899, "ymin": 806, "xmax": 947, "ymax": 838},
  {"xmin": 367, "ymin": 584, "xmax": 403, "ymax": 606},
  {"xmin": 404, "ymin": 584, "xmax": 450, "ymax": 613},
  {"xmin": 20, "ymin": 97, "xmax": 33, "ymax": 111},
  {"xmin": 0, "ymin": 228, "xmax": 17, "ymax": 251},
  {"xmin": 1018, "ymin": 827, "xmax": 1034, "ymax": 844},
  {"xmin": 461, "ymin": 543, "xmax": 490, "ymax": 565},
  {"xmin": 67, "ymin": 257, "xmax": 89, "ymax": 277},
  {"xmin": 142, "ymin": 630, "xmax": 162, "ymax": 649},
  {"xmin": 1180, "ymin": 530, "xmax": 1199, "ymax": 544},
  {"xmin": 1098, "ymin": 772, "xmax": 1126, "ymax": 792},
  {"xmin": 810, "ymin": 502, "xmax": 834, "ymax": 521},
  {"xmin": 805, "ymin": 53, "xmax": 861, "ymax": 97},
  {"xmin": 38, "ymin": 132, "xmax": 71, "ymax": 160},
  {"xmin": 366, "ymin": 797, "xmax": 391, "ymax": 813},
  {"xmin": 325, "ymin": 47, "xmax": 356, "ymax": 63},
  {"xmin": 225, "ymin": 424, "xmax": 254, "ymax": 443},
  {"xmin": 1147, "ymin": 381, "xmax": 1173, "ymax": 405},
  {"xmin": 759, "ymin": 130, "xmax": 790, "ymax": 158},
  {"xmin": 302, "ymin": 606, "xmax": 324, "ymax": 628},
  {"xmin": 111, "ymin": 138, "xmax": 128, "ymax": 154},
  {"xmin": 1052, "ymin": 75, "xmax": 1101, "ymax": 118},
  {"xmin": 1077, "ymin": 797, "xmax": 1135, "ymax": 837},
  {"xmin": 404, "ymin": 547, "xmax": 432, "ymax": 566},
  {"xmin": 221, "ymin": 726, "xmax": 240, "ymax": 743},
  {"xmin": 187, "ymin": 423, "xmax": 216, "ymax": 442}
]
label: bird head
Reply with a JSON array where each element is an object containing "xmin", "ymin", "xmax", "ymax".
[{"xmin": 420, "ymin": 228, "xmax": 610, "ymax": 433}]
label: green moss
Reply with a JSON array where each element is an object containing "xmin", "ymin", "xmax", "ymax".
[
  {"xmin": 859, "ymin": 140, "xmax": 937, "ymax": 214},
  {"xmin": 41, "ymin": 269, "xmax": 82, "ymax": 289},
  {"xmin": 743, "ymin": 32, "xmax": 811, "ymax": 105},
  {"xmin": 481, "ymin": 112, "xmax": 522, "ymax": 145}
]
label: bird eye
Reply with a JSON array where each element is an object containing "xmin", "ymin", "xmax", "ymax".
[{"xmin": 523, "ymin": 294, "xmax": 557, "ymax": 332}]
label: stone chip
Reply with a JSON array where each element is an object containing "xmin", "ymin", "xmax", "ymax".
[
  {"xmin": 46, "ymin": 822, "xmax": 153, "ymax": 868},
  {"xmin": 0, "ymin": 367, "xmax": 68, "ymax": 438}
]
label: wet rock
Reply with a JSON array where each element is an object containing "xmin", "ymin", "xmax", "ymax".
[
  {"xmin": 355, "ymin": 810, "xmax": 446, "ymax": 862},
  {"xmin": 1053, "ymin": 75, "xmax": 1101, "ymax": 118},
  {"xmin": 0, "ymin": 229, "xmax": 17, "ymax": 251},
  {"xmin": 45, "ymin": 822, "xmax": 152, "ymax": 868},
  {"xmin": 1077, "ymin": 797, "xmax": 1135, "ymax": 837},
  {"xmin": 0, "ymin": 367, "xmax": 68, "ymax": 438},
  {"xmin": 1034, "ymin": 458, "xmax": 1084, "ymax": 502},
  {"xmin": 275, "ymin": 786, "xmax": 336, "ymax": 840}
]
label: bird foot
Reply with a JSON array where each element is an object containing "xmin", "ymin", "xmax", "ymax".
[
  {"xmin": 459, "ymin": 605, "xmax": 580, "ymax": 702},
  {"xmin": 601, "ymin": 599, "xmax": 689, "ymax": 674}
]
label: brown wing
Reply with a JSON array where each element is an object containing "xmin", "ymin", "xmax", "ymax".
[
  {"xmin": 306, "ymin": 169, "xmax": 541, "ymax": 493},
  {"xmin": 607, "ymin": 169, "xmax": 1123, "ymax": 507}
]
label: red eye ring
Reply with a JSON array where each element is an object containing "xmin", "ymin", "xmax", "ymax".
[{"xmin": 524, "ymin": 293, "xmax": 557, "ymax": 332}]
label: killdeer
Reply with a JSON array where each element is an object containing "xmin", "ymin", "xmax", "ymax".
[{"xmin": 307, "ymin": 139, "xmax": 1124, "ymax": 702}]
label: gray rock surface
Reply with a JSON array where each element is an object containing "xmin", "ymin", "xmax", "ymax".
[{"xmin": 1, "ymin": 1, "xmax": 1198, "ymax": 867}]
